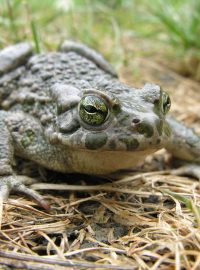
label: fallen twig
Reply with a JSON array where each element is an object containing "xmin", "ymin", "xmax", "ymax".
[{"xmin": 0, "ymin": 250, "xmax": 135, "ymax": 269}]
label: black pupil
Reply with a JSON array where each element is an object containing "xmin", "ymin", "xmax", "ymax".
[{"xmin": 84, "ymin": 105, "xmax": 97, "ymax": 113}]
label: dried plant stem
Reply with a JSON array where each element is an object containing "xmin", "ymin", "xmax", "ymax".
[{"xmin": 0, "ymin": 250, "xmax": 135, "ymax": 270}]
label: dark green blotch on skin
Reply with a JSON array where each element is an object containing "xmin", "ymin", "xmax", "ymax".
[
  {"xmin": 85, "ymin": 132, "xmax": 107, "ymax": 150},
  {"xmin": 119, "ymin": 135, "xmax": 139, "ymax": 151},
  {"xmin": 137, "ymin": 122, "xmax": 154, "ymax": 138},
  {"xmin": 21, "ymin": 129, "xmax": 35, "ymax": 148},
  {"xmin": 25, "ymin": 97, "xmax": 35, "ymax": 105},
  {"xmin": 23, "ymin": 103, "xmax": 33, "ymax": 112}
]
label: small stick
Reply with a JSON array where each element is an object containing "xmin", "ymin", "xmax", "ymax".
[{"xmin": 0, "ymin": 250, "xmax": 135, "ymax": 269}]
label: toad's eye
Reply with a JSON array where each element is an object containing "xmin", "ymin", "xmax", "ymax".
[
  {"xmin": 79, "ymin": 95, "xmax": 109, "ymax": 126},
  {"xmin": 162, "ymin": 92, "xmax": 171, "ymax": 114}
]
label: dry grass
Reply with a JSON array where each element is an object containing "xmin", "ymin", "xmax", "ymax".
[
  {"xmin": 0, "ymin": 37, "xmax": 200, "ymax": 269},
  {"xmin": 1, "ymin": 169, "xmax": 200, "ymax": 269}
]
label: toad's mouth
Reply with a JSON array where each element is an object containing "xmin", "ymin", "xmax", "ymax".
[{"xmin": 62, "ymin": 134, "xmax": 166, "ymax": 152}]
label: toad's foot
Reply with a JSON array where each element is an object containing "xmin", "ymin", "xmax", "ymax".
[
  {"xmin": 0, "ymin": 175, "xmax": 50, "ymax": 210},
  {"xmin": 171, "ymin": 164, "xmax": 200, "ymax": 180}
]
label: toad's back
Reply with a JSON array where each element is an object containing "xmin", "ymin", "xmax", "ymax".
[{"xmin": 1, "ymin": 51, "xmax": 114, "ymax": 119}]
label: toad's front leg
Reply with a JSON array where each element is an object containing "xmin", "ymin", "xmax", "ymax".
[{"xmin": 0, "ymin": 111, "xmax": 50, "ymax": 209}]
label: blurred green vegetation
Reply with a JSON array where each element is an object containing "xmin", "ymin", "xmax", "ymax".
[
  {"xmin": 0, "ymin": 0, "xmax": 200, "ymax": 79},
  {"xmin": 146, "ymin": 0, "xmax": 200, "ymax": 80}
]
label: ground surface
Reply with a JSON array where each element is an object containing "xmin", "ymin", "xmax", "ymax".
[{"xmin": 0, "ymin": 36, "xmax": 200, "ymax": 270}]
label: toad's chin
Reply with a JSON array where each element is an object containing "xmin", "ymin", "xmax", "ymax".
[{"xmin": 58, "ymin": 148, "xmax": 159, "ymax": 174}]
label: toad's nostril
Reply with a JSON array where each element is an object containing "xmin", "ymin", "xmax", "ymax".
[{"xmin": 132, "ymin": 118, "xmax": 140, "ymax": 124}]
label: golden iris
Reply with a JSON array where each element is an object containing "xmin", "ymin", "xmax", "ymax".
[{"xmin": 79, "ymin": 95, "xmax": 109, "ymax": 126}]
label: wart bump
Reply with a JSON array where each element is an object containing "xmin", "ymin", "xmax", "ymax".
[{"xmin": 50, "ymin": 83, "xmax": 80, "ymax": 114}]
